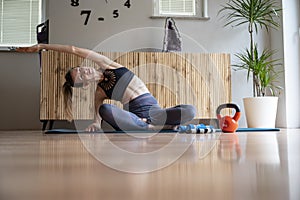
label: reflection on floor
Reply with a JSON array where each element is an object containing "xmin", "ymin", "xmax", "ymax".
[{"xmin": 0, "ymin": 129, "xmax": 299, "ymax": 200}]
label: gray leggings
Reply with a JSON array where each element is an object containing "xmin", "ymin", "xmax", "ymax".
[{"xmin": 99, "ymin": 93, "xmax": 196, "ymax": 131}]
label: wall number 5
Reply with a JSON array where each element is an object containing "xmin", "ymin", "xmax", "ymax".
[{"xmin": 113, "ymin": 10, "xmax": 119, "ymax": 18}]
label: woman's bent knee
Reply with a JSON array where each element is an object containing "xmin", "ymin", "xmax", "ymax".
[
  {"xmin": 99, "ymin": 104, "xmax": 113, "ymax": 118},
  {"xmin": 183, "ymin": 105, "xmax": 197, "ymax": 121}
]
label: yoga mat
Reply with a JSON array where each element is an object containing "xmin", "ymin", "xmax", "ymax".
[
  {"xmin": 236, "ymin": 127, "xmax": 280, "ymax": 132},
  {"xmin": 45, "ymin": 129, "xmax": 178, "ymax": 134},
  {"xmin": 45, "ymin": 127, "xmax": 280, "ymax": 134}
]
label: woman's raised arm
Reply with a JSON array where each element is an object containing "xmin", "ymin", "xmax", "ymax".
[{"xmin": 16, "ymin": 44, "xmax": 121, "ymax": 69}]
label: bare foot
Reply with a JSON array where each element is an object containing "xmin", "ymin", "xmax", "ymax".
[{"xmin": 140, "ymin": 118, "xmax": 148, "ymax": 123}]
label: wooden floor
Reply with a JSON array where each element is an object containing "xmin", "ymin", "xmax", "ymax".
[{"xmin": 0, "ymin": 129, "xmax": 300, "ymax": 200}]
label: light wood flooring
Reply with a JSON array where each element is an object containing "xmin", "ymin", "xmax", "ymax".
[{"xmin": 0, "ymin": 129, "xmax": 300, "ymax": 200}]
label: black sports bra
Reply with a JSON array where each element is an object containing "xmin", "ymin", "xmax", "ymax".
[{"xmin": 98, "ymin": 67, "xmax": 134, "ymax": 101}]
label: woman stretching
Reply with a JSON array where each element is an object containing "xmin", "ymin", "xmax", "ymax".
[{"xmin": 17, "ymin": 44, "xmax": 196, "ymax": 132}]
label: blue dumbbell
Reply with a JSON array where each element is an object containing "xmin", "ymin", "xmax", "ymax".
[{"xmin": 178, "ymin": 124, "xmax": 215, "ymax": 134}]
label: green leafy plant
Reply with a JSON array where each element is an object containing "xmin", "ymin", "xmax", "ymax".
[
  {"xmin": 219, "ymin": 0, "xmax": 282, "ymax": 97},
  {"xmin": 234, "ymin": 45, "xmax": 283, "ymax": 96}
]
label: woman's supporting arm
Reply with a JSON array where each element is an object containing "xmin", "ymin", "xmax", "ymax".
[{"xmin": 85, "ymin": 88, "xmax": 106, "ymax": 132}]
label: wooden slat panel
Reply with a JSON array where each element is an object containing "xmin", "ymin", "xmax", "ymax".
[{"xmin": 40, "ymin": 51, "xmax": 231, "ymax": 120}]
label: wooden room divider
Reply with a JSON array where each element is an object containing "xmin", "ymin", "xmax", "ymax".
[{"xmin": 40, "ymin": 51, "xmax": 231, "ymax": 123}]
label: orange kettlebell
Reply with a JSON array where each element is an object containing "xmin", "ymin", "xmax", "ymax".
[{"xmin": 216, "ymin": 103, "xmax": 241, "ymax": 133}]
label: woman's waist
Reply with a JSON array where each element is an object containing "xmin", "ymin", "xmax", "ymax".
[
  {"xmin": 123, "ymin": 93, "xmax": 159, "ymax": 110},
  {"xmin": 121, "ymin": 87, "xmax": 150, "ymax": 104}
]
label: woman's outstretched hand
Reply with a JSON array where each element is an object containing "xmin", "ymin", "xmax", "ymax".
[{"xmin": 16, "ymin": 45, "xmax": 39, "ymax": 53}]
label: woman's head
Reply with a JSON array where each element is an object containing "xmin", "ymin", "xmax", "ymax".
[
  {"xmin": 62, "ymin": 66, "xmax": 103, "ymax": 121},
  {"xmin": 68, "ymin": 66, "xmax": 101, "ymax": 87}
]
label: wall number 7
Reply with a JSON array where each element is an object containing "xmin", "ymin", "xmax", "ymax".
[{"xmin": 80, "ymin": 10, "xmax": 91, "ymax": 25}]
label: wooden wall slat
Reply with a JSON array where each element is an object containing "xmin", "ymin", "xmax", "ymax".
[{"xmin": 40, "ymin": 51, "xmax": 231, "ymax": 120}]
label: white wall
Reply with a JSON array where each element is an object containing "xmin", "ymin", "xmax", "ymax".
[
  {"xmin": 2, "ymin": 0, "xmax": 296, "ymax": 130},
  {"xmin": 0, "ymin": 53, "xmax": 41, "ymax": 130},
  {"xmin": 280, "ymin": 0, "xmax": 300, "ymax": 128}
]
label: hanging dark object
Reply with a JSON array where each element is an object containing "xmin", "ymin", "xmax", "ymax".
[
  {"xmin": 36, "ymin": 19, "xmax": 49, "ymax": 44},
  {"xmin": 162, "ymin": 17, "xmax": 182, "ymax": 52}
]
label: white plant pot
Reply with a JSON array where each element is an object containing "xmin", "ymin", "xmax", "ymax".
[{"xmin": 243, "ymin": 97, "xmax": 278, "ymax": 128}]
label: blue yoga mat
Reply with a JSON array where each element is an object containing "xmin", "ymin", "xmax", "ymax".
[
  {"xmin": 45, "ymin": 129, "xmax": 178, "ymax": 134},
  {"xmin": 235, "ymin": 127, "xmax": 280, "ymax": 132},
  {"xmin": 45, "ymin": 127, "xmax": 280, "ymax": 134}
]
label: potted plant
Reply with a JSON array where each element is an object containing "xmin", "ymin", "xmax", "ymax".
[{"xmin": 219, "ymin": 0, "xmax": 283, "ymax": 128}]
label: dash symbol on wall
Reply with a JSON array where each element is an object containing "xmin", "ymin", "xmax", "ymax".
[{"xmin": 98, "ymin": 17, "xmax": 105, "ymax": 21}]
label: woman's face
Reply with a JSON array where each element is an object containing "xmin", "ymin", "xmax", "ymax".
[{"xmin": 70, "ymin": 66, "xmax": 101, "ymax": 86}]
